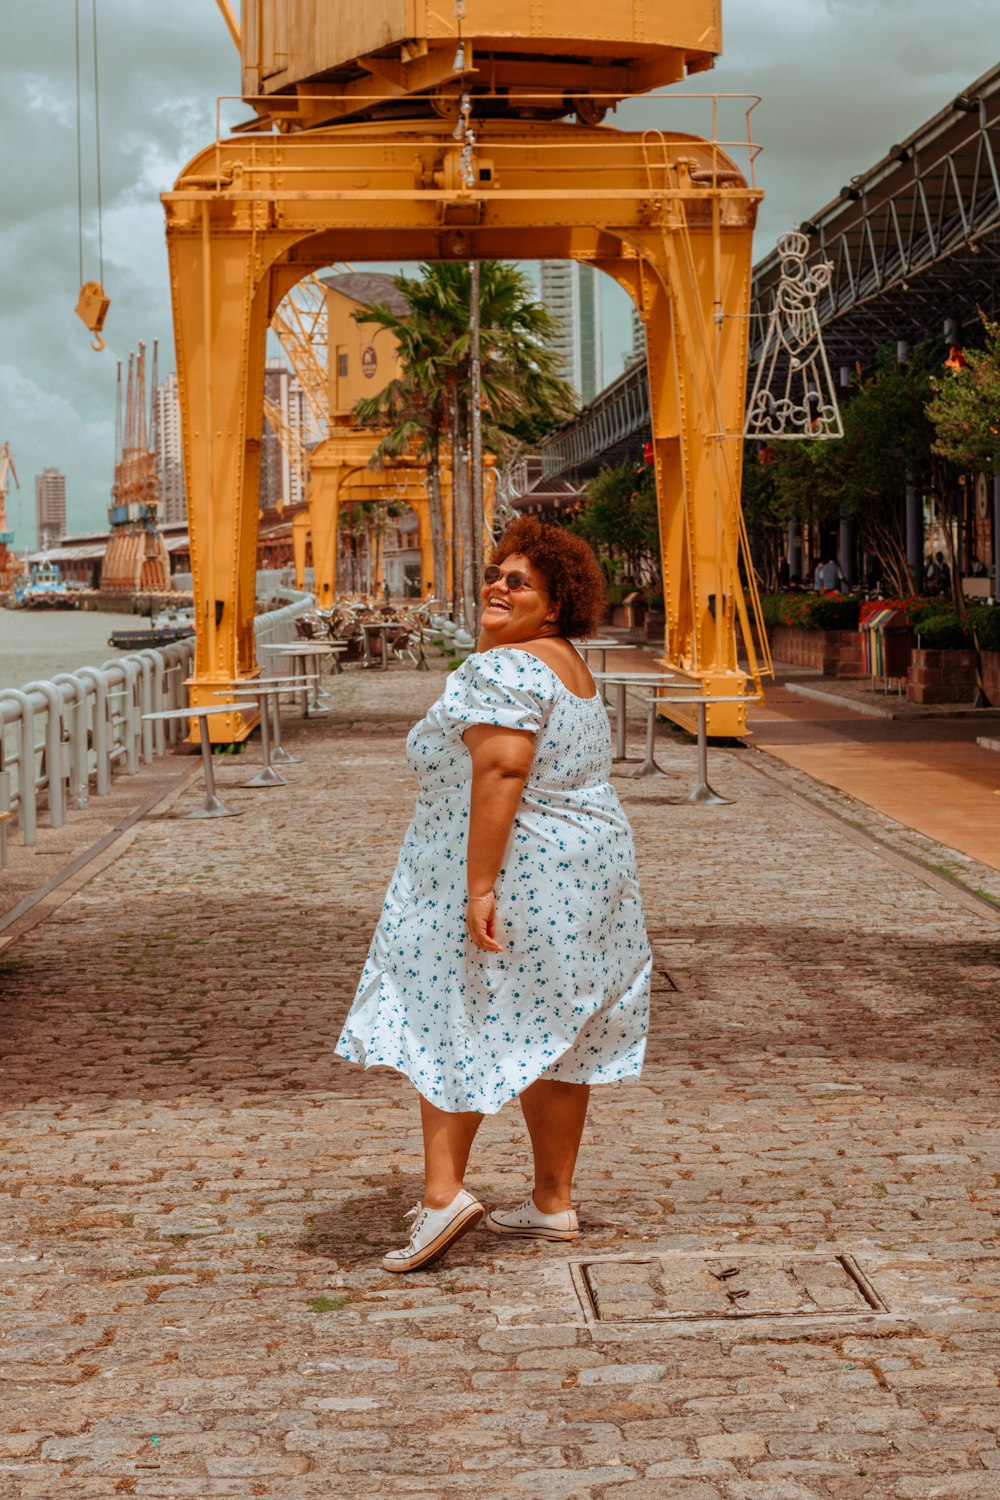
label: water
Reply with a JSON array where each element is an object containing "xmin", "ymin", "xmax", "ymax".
[{"xmin": 0, "ymin": 608, "xmax": 148, "ymax": 691}]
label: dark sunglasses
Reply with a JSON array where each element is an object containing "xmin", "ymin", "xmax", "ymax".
[{"xmin": 483, "ymin": 564, "xmax": 538, "ymax": 593}]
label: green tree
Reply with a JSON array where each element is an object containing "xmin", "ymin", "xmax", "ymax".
[
  {"xmin": 570, "ymin": 459, "xmax": 662, "ymax": 593},
  {"xmin": 353, "ymin": 262, "xmax": 575, "ymax": 625},
  {"xmin": 742, "ymin": 342, "xmax": 950, "ymax": 596},
  {"xmin": 927, "ymin": 315, "xmax": 1000, "ymax": 474}
]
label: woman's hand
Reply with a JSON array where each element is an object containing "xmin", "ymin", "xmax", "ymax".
[{"xmin": 467, "ymin": 891, "xmax": 504, "ymax": 953}]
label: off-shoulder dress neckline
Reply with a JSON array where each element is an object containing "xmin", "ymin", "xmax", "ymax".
[{"xmin": 478, "ymin": 644, "xmax": 601, "ymax": 703}]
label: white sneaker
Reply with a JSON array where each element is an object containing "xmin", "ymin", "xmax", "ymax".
[
  {"xmin": 484, "ymin": 1195, "xmax": 579, "ymax": 1241},
  {"xmin": 381, "ymin": 1190, "xmax": 485, "ymax": 1274}
]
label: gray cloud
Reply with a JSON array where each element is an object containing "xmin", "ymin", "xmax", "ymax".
[{"xmin": 1, "ymin": 2, "xmax": 993, "ymax": 543}]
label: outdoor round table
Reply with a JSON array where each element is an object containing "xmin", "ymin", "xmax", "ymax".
[
  {"xmin": 141, "ymin": 704, "xmax": 246, "ymax": 819},
  {"xmin": 215, "ymin": 682, "xmax": 299, "ymax": 787},
  {"xmin": 652, "ymin": 694, "xmax": 755, "ymax": 805},
  {"xmin": 592, "ymin": 672, "xmax": 702, "ymax": 765},
  {"xmin": 360, "ymin": 621, "xmax": 394, "ymax": 669},
  {"xmin": 573, "ymin": 637, "xmax": 625, "ymax": 676},
  {"xmin": 261, "ymin": 644, "xmax": 334, "ymax": 715},
  {"xmin": 574, "ymin": 640, "xmax": 637, "ymax": 703},
  {"xmin": 222, "ymin": 676, "xmax": 303, "ymax": 765}
]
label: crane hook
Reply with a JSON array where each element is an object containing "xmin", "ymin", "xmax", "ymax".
[{"xmin": 75, "ymin": 281, "xmax": 110, "ymax": 354}]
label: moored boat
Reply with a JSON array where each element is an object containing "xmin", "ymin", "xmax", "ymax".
[{"xmin": 14, "ymin": 562, "xmax": 78, "ymax": 610}]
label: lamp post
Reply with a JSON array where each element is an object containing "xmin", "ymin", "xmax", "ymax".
[{"xmin": 469, "ymin": 259, "xmax": 484, "ymax": 634}]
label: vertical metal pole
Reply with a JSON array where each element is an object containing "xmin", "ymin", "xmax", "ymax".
[
  {"xmin": 839, "ymin": 512, "xmax": 857, "ymax": 589},
  {"xmin": 696, "ymin": 702, "xmax": 708, "ymax": 788},
  {"xmin": 615, "ymin": 682, "xmax": 627, "ymax": 761},
  {"xmin": 905, "ymin": 466, "xmax": 923, "ymax": 593},
  {"xmin": 993, "ymin": 475, "xmax": 1000, "ymax": 601},
  {"xmin": 469, "ymin": 259, "xmax": 483, "ymax": 636},
  {"xmin": 787, "ymin": 519, "xmax": 802, "ymax": 583}
]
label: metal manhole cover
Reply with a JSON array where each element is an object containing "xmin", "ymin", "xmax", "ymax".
[{"xmin": 575, "ymin": 1253, "xmax": 887, "ymax": 1323}]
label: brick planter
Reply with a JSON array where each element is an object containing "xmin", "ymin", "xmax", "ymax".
[
  {"xmin": 982, "ymin": 650, "xmax": 1000, "ymax": 705},
  {"xmin": 767, "ymin": 626, "xmax": 863, "ymax": 677},
  {"xmin": 906, "ymin": 647, "xmax": 978, "ymax": 704}
]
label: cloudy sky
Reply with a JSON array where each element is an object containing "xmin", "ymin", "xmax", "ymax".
[{"xmin": 2, "ymin": 0, "xmax": 995, "ymax": 545}]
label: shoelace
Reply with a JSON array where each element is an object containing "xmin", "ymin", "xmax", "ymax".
[{"xmin": 402, "ymin": 1202, "xmax": 425, "ymax": 1251}]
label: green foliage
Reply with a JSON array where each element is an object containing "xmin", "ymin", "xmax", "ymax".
[
  {"xmin": 307, "ymin": 1295, "xmax": 349, "ymax": 1313},
  {"xmin": 570, "ymin": 459, "xmax": 661, "ymax": 590},
  {"xmin": 911, "ymin": 604, "xmax": 1000, "ymax": 650},
  {"xmin": 927, "ymin": 316, "xmax": 1000, "ymax": 473},
  {"xmin": 759, "ymin": 592, "xmax": 862, "ymax": 631},
  {"xmin": 744, "ymin": 342, "xmax": 952, "ymax": 596},
  {"xmin": 352, "ymin": 261, "xmax": 576, "ymax": 461},
  {"xmin": 914, "ymin": 608, "xmax": 972, "ymax": 649},
  {"xmin": 971, "ymin": 604, "xmax": 1000, "ymax": 652}
]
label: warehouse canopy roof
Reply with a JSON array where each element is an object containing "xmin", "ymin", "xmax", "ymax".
[{"xmin": 749, "ymin": 61, "xmax": 1000, "ymax": 370}]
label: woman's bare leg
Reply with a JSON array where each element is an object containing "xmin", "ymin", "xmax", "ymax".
[
  {"xmin": 517, "ymin": 1079, "xmax": 591, "ymax": 1213},
  {"xmin": 419, "ymin": 1095, "xmax": 484, "ymax": 1208}
]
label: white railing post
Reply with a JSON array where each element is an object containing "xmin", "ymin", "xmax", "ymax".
[
  {"xmin": 22, "ymin": 681, "xmax": 66, "ymax": 830},
  {"xmin": 127, "ymin": 654, "xmax": 155, "ymax": 764},
  {"xmin": 52, "ymin": 674, "xmax": 89, "ymax": 809},
  {"xmin": 76, "ymin": 667, "xmax": 111, "ymax": 796},
  {"xmin": 0, "ymin": 689, "xmax": 38, "ymax": 846},
  {"xmin": 103, "ymin": 659, "xmax": 140, "ymax": 775}
]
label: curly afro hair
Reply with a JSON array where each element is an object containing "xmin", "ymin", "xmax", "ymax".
[{"xmin": 491, "ymin": 516, "xmax": 606, "ymax": 639}]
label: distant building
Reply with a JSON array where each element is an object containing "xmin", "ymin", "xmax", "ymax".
[
  {"xmin": 540, "ymin": 261, "xmax": 603, "ymax": 404},
  {"xmin": 35, "ymin": 467, "xmax": 66, "ymax": 551},
  {"xmin": 628, "ymin": 302, "xmax": 647, "ymax": 369},
  {"xmin": 260, "ymin": 359, "xmax": 316, "ymax": 510},
  {"xmin": 154, "ymin": 372, "xmax": 187, "ymax": 525}
]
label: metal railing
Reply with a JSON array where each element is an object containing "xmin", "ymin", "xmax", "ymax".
[{"xmin": 0, "ymin": 593, "xmax": 313, "ymax": 858}]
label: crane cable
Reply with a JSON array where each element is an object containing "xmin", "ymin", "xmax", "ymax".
[{"xmin": 74, "ymin": 0, "xmax": 108, "ymax": 350}]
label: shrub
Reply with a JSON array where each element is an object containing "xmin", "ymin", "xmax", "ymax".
[
  {"xmin": 759, "ymin": 593, "xmax": 862, "ymax": 631},
  {"xmin": 970, "ymin": 604, "xmax": 1000, "ymax": 652},
  {"xmin": 914, "ymin": 608, "xmax": 972, "ymax": 650}
]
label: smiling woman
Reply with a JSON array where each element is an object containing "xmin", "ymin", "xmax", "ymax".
[{"xmin": 335, "ymin": 517, "xmax": 651, "ymax": 1275}]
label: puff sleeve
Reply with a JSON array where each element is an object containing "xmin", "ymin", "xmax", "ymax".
[{"xmin": 441, "ymin": 648, "xmax": 554, "ymax": 738}]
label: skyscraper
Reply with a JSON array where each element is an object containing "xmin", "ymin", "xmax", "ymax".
[
  {"xmin": 260, "ymin": 359, "xmax": 315, "ymax": 510},
  {"xmin": 154, "ymin": 372, "xmax": 187, "ymax": 524},
  {"xmin": 35, "ymin": 468, "xmax": 66, "ymax": 550},
  {"xmin": 540, "ymin": 261, "xmax": 604, "ymax": 404},
  {"xmin": 629, "ymin": 301, "xmax": 647, "ymax": 368}
]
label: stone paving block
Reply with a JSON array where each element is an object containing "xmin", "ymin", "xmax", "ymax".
[{"xmin": 509, "ymin": 1465, "xmax": 638, "ymax": 1494}]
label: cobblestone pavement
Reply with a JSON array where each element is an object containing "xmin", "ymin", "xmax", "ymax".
[{"xmin": 2, "ymin": 665, "xmax": 1000, "ymax": 1499}]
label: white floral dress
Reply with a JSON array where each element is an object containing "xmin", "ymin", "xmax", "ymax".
[{"xmin": 335, "ymin": 647, "xmax": 651, "ymax": 1114}]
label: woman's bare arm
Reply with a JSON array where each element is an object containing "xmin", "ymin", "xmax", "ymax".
[{"xmin": 462, "ymin": 723, "xmax": 536, "ymax": 952}]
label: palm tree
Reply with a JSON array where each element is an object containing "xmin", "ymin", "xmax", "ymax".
[{"xmin": 354, "ymin": 261, "xmax": 576, "ymax": 624}]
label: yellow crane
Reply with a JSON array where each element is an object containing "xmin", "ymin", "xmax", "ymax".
[
  {"xmin": 0, "ymin": 442, "xmax": 24, "ymax": 593},
  {"xmin": 169, "ymin": 0, "xmax": 765, "ymax": 738}
]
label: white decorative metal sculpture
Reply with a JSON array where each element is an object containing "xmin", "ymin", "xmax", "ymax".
[{"xmin": 744, "ymin": 231, "xmax": 843, "ymax": 440}]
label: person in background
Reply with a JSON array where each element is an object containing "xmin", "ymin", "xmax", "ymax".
[
  {"xmin": 821, "ymin": 557, "xmax": 842, "ymax": 592},
  {"xmin": 813, "ymin": 559, "xmax": 824, "ymax": 593},
  {"xmin": 926, "ymin": 551, "xmax": 951, "ymax": 597}
]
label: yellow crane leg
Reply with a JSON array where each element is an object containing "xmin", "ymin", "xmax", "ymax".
[
  {"xmin": 167, "ymin": 218, "xmax": 271, "ymax": 740},
  {"xmin": 413, "ymin": 495, "xmax": 434, "ymax": 599},
  {"xmin": 291, "ymin": 511, "xmax": 310, "ymax": 590},
  {"xmin": 308, "ymin": 464, "xmax": 341, "ymax": 610}
]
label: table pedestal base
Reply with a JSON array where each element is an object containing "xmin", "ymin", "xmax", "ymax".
[
  {"xmin": 243, "ymin": 766, "xmax": 287, "ymax": 789},
  {"xmin": 670, "ymin": 783, "xmax": 732, "ymax": 806},
  {"xmin": 187, "ymin": 793, "xmax": 241, "ymax": 819}
]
